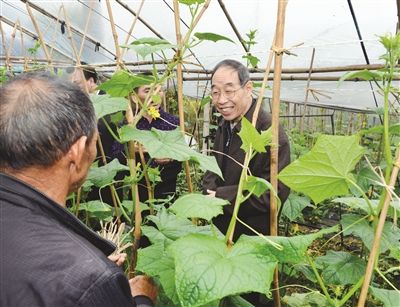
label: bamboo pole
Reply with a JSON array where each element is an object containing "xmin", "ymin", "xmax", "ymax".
[
  {"xmin": 173, "ymin": 0, "xmax": 193, "ymax": 193},
  {"xmin": 49, "ymin": 6, "xmax": 62, "ymax": 59},
  {"xmin": 300, "ymin": 48, "xmax": 316, "ymax": 133},
  {"xmin": 0, "ymin": 21, "xmax": 11, "ymax": 71},
  {"xmin": 60, "ymin": 5, "xmax": 88, "ymax": 93},
  {"xmin": 269, "ymin": 0, "xmax": 289, "ymax": 305},
  {"xmin": 358, "ymin": 149, "xmax": 400, "ymax": 306},
  {"xmin": 78, "ymin": 1, "xmax": 94, "ymax": 59},
  {"xmin": 105, "ymin": 0, "xmax": 123, "ymax": 69},
  {"xmin": 6, "ymin": 20, "xmax": 20, "ymax": 72},
  {"xmin": 121, "ymin": 0, "xmax": 145, "ymax": 59},
  {"xmin": 24, "ymin": 1, "xmax": 53, "ymax": 69},
  {"xmin": 16, "ymin": 21, "xmax": 28, "ymax": 71}
]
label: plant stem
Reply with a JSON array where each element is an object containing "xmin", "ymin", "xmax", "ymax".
[
  {"xmin": 306, "ymin": 254, "xmax": 336, "ymax": 306},
  {"xmin": 346, "ymin": 178, "xmax": 376, "ymax": 215},
  {"xmin": 375, "ymin": 267, "xmax": 400, "ymax": 292},
  {"xmin": 225, "ymin": 148, "xmax": 253, "ymax": 246},
  {"xmin": 337, "ymin": 276, "xmax": 364, "ymax": 307}
]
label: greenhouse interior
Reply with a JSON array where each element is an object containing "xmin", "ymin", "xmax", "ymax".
[{"xmin": 1, "ymin": 0, "xmax": 399, "ymax": 306}]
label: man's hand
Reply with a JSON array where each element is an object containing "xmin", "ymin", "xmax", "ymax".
[
  {"xmin": 129, "ymin": 275, "xmax": 158, "ymax": 303},
  {"xmin": 108, "ymin": 253, "xmax": 126, "ymax": 267},
  {"xmin": 207, "ymin": 189, "xmax": 216, "ymax": 197}
]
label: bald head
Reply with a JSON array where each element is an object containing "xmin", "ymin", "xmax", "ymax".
[{"xmin": 0, "ymin": 72, "xmax": 97, "ymax": 170}]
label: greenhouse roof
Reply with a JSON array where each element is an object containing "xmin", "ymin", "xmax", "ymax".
[{"xmin": 1, "ymin": 0, "xmax": 398, "ymax": 111}]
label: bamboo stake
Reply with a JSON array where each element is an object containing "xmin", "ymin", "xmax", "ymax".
[
  {"xmin": 25, "ymin": 1, "xmax": 53, "ymax": 69},
  {"xmin": 269, "ymin": 0, "xmax": 289, "ymax": 305},
  {"xmin": 173, "ymin": 0, "xmax": 193, "ymax": 193},
  {"xmin": 78, "ymin": 1, "xmax": 94, "ymax": 59},
  {"xmin": 6, "ymin": 20, "xmax": 20, "ymax": 72},
  {"xmin": 60, "ymin": 5, "xmax": 88, "ymax": 93},
  {"xmin": 0, "ymin": 21, "xmax": 11, "ymax": 71},
  {"xmin": 105, "ymin": 0, "xmax": 123, "ymax": 70},
  {"xmin": 300, "ymin": 48, "xmax": 316, "ymax": 133},
  {"xmin": 358, "ymin": 148, "xmax": 400, "ymax": 306},
  {"xmin": 49, "ymin": 6, "xmax": 62, "ymax": 59},
  {"xmin": 121, "ymin": 0, "xmax": 145, "ymax": 59},
  {"xmin": 16, "ymin": 21, "xmax": 28, "ymax": 71}
]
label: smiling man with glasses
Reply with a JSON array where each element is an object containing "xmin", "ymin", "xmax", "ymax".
[
  {"xmin": 203, "ymin": 58, "xmax": 290, "ymax": 239},
  {"xmin": 203, "ymin": 59, "xmax": 290, "ymax": 305}
]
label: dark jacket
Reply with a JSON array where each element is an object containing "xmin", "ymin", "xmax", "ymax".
[
  {"xmin": 203, "ymin": 99, "xmax": 290, "ymax": 240},
  {"xmin": 0, "ymin": 173, "xmax": 153, "ymax": 307}
]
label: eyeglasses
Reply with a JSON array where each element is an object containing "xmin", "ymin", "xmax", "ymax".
[{"xmin": 210, "ymin": 82, "xmax": 248, "ymax": 101}]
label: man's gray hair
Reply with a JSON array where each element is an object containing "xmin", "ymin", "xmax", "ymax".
[
  {"xmin": 211, "ymin": 59, "xmax": 250, "ymax": 86},
  {"xmin": 0, "ymin": 72, "xmax": 97, "ymax": 170}
]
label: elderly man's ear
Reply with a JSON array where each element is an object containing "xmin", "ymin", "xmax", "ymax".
[{"xmin": 68, "ymin": 136, "xmax": 88, "ymax": 172}]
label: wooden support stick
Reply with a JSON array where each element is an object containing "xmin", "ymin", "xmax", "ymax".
[
  {"xmin": 25, "ymin": 1, "xmax": 53, "ymax": 69},
  {"xmin": 105, "ymin": 0, "xmax": 123, "ymax": 70},
  {"xmin": 269, "ymin": 0, "xmax": 289, "ymax": 306},
  {"xmin": 300, "ymin": 47, "xmax": 316, "ymax": 133},
  {"xmin": 78, "ymin": 1, "xmax": 94, "ymax": 59},
  {"xmin": 121, "ymin": 0, "xmax": 145, "ymax": 59},
  {"xmin": 173, "ymin": 0, "xmax": 193, "ymax": 193},
  {"xmin": 357, "ymin": 149, "xmax": 400, "ymax": 306}
]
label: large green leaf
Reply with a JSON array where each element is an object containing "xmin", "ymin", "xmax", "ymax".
[
  {"xmin": 137, "ymin": 243, "xmax": 179, "ymax": 304},
  {"xmin": 142, "ymin": 209, "xmax": 217, "ymax": 246},
  {"xmin": 194, "ymin": 32, "xmax": 235, "ymax": 44},
  {"xmin": 282, "ymin": 292, "xmax": 330, "ymax": 307},
  {"xmin": 86, "ymin": 159, "xmax": 129, "ymax": 188},
  {"xmin": 315, "ymin": 251, "xmax": 366, "ymax": 285},
  {"xmin": 169, "ymin": 234, "xmax": 277, "ymax": 307},
  {"xmin": 281, "ymin": 194, "xmax": 312, "ymax": 221},
  {"xmin": 78, "ymin": 200, "xmax": 113, "ymax": 221},
  {"xmin": 360, "ymin": 123, "xmax": 400, "ymax": 136},
  {"xmin": 370, "ymin": 287, "xmax": 400, "ymax": 307},
  {"xmin": 122, "ymin": 37, "xmax": 174, "ymax": 59},
  {"xmin": 278, "ymin": 135, "xmax": 365, "ymax": 204},
  {"xmin": 119, "ymin": 127, "xmax": 223, "ymax": 179},
  {"xmin": 242, "ymin": 226, "xmax": 338, "ymax": 264},
  {"xmin": 90, "ymin": 94, "xmax": 128, "ymax": 119},
  {"xmin": 97, "ymin": 71, "xmax": 153, "ymax": 97},
  {"xmin": 169, "ymin": 193, "xmax": 229, "ymax": 221},
  {"xmin": 238, "ymin": 117, "xmax": 272, "ymax": 154},
  {"xmin": 341, "ymin": 214, "xmax": 400, "ymax": 253}
]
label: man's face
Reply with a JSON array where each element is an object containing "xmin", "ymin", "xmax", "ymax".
[{"xmin": 211, "ymin": 67, "xmax": 252, "ymax": 122}]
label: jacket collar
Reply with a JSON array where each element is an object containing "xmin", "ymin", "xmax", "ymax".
[{"xmin": 0, "ymin": 173, "xmax": 116, "ymax": 255}]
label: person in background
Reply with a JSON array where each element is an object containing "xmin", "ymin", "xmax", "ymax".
[
  {"xmin": 69, "ymin": 65, "xmax": 98, "ymax": 94},
  {"xmin": 131, "ymin": 83, "xmax": 183, "ymax": 201},
  {"xmin": 0, "ymin": 72, "xmax": 157, "ymax": 307}
]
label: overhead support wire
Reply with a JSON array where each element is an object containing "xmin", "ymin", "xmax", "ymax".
[
  {"xmin": 21, "ymin": 0, "xmax": 116, "ymax": 59},
  {"xmin": 347, "ymin": 0, "xmax": 382, "ymax": 123}
]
